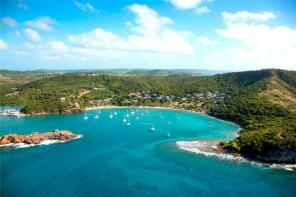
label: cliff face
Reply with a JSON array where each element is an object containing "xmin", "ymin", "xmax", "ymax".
[
  {"xmin": 252, "ymin": 150, "xmax": 296, "ymax": 164},
  {"xmin": 0, "ymin": 130, "xmax": 79, "ymax": 145}
]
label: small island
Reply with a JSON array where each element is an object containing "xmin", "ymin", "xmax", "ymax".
[{"xmin": 0, "ymin": 130, "xmax": 81, "ymax": 147}]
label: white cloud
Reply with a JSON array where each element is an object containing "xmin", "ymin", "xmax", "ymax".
[
  {"xmin": 74, "ymin": 1, "xmax": 99, "ymax": 13},
  {"xmin": 196, "ymin": 36, "xmax": 219, "ymax": 46},
  {"xmin": 48, "ymin": 41, "xmax": 68, "ymax": 52},
  {"xmin": 167, "ymin": 0, "xmax": 207, "ymax": 9},
  {"xmin": 8, "ymin": 4, "xmax": 194, "ymax": 67},
  {"xmin": 23, "ymin": 28, "xmax": 42, "ymax": 42},
  {"xmin": 1, "ymin": 17, "xmax": 18, "ymax": 27},
  {"xmin": 127, "ymin": 4, "xmax": 193, "ymax": 53},
  {"xmin": 167, "ymin": 0, "xmax": 212, "ymax": 15},
  {"xmin": 25, "ymin": 16, "xmax": 56, "ymax": 31},
  {"xmin": 0, "ymin": 39, "xmax": 8, "ymax": 49},
  {"xmin": 222, "ymin": 11, "xmax": 277, "ymax": 24},
  {"xmin": 128, "ymin": 4, "xmax": 173, "ymax": 36},
  {"xmin": 195, "ymin": 6, "xmax": 210, "ymax": 15},
  {"xmin": 213, "ymin": 11, "xmax": 296, "ymax": 70},
  {"xmin": 68, "ymin": 4, "xmax": 193, "ymax": 54},
  {"xmin": 68, "ymin": 28, "xmax": 129, "ymax": 50}
]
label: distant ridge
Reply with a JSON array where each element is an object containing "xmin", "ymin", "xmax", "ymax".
[{"xmin": 0, "ymin": 68, "xmax": 227, "ymax": 76}]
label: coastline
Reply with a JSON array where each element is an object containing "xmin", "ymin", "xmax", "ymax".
[
  {"xmin": 176, "ymin": 140, "xmax": 296, "ymax": 171},
  {"xmin": 0, "ymin": 104, "xmax": 241, "ymax": 129},
  {"xmin": 85, "ymin": 105, "xmax": 242, "ymax": 130}
]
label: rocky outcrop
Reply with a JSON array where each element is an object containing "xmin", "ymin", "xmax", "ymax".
[
  {"xmin": 242, "ymin": 151, "xmax": 296, "ymax": 164},
  {"xmin": 0, "ymin": 130, "xmax": 79, "ymax": 146}
]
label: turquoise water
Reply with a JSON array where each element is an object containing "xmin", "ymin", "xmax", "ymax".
[{"xmin": 1, "ymin": 108, "xmax": 295, "ymax": 197}]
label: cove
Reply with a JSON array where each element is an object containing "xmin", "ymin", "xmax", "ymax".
[{"xmin": 1, "ymin": 108, "xmax": 296, "ymax": 197}]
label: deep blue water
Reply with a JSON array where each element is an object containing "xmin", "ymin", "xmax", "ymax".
[{"xmin": 1, "ymin": 108, "xmax": 295, "ymax": 197}]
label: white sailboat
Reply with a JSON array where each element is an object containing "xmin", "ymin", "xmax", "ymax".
[
  {"xmin": 109, "ymin": 112, "xmax": 114, "ymax": 119},
  {"xmin": 94, "ymin": 111, "xmax": 99, "ymax": 119},
  {"xmin": 150, "ymin": 124, "xmax": 156, "ymax": 131},
  {"xmin": 125, "ymin": 117, "xmax": 131, "ymax": 127},
  {"xmin": 122, "ymin": 113, "xmax": 127, "ymax": 122},
  {"xmin": 83, "ymin": 112, "xmax": 88, "ymax": 120}
]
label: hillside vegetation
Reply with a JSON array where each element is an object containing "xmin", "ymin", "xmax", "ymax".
[{"xmin": 0, "ymin": 69, "xmax": 295, "ymax": 163}]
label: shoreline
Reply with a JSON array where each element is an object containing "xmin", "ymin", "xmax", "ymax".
[
  {"xmin": 85, "ymin": 105, "xmax": 241, "ymax": 129},
  {"xmin": 0, "ymin": 105, "xmax": 241, "ymax": 129},
  {"xmin": 176, "ymin": 140, "xmax": 296, "ymax": 171}
]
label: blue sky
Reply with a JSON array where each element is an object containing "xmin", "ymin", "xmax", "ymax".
[{"xmin": 0, "ymin": 0, "xmax": 295, "ymax": 71}]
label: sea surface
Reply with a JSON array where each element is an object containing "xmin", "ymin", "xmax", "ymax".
[{"xmin": 1, "ymin": 108, "xmax": 295, "ymax": 197}]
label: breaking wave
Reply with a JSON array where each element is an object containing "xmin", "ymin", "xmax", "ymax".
[{"xmin": 176, "ymin": 140, "xmax": 296, "ymax": 171}]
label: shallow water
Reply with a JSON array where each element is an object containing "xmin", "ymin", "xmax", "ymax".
[{"xmin": 1, "ymin": 108, "xmax": 295, "ymax": 197}]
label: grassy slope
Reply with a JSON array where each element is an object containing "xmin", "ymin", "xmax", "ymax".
[{"xmin": 214, "ymin": 70, "xmax": 296, "ymax": 163}]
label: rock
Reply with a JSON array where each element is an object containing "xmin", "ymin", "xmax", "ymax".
[
  {"xmin": 0, "ymin": 136, "xmax": 10, "ymax": 144},
  {"xmin": 0, "ymin": 130, "xmax": 79, "ymax": 146}
]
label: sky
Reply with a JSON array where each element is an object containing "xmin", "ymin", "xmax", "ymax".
[{"xmin": 0, "ymin": 0, "xmax": 296, "ymax": 71}]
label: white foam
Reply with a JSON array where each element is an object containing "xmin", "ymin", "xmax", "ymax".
[
  {"xmin": 176, "ymin": 141, "xmax": 246, "ymax": 162},
  {"xmin": 176, "ymin": 140, "xmax": 296, "ymax": 171},
  {"xmin": 270, "ymin": 164, "xmax": 296, "ymax": 171}
]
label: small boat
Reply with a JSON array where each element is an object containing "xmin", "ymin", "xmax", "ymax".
[
  {"xmin": 131, "ymin": 111, "xmax": 135, "ymax": 115},
  {"xmin": 126, "ymin": 113, "xmax": 130, "ymax": 117},
  {"xmin": 125, "ymin": 116, "xmax": 131, "ymax": 126},
  {"xmin": 136, "ymin": 116, "xmax": 140, "ymax": 120},
  {"xmin": 166, "ymin": 133, "xmax": 171, "ymax": 138},
  {"xmin": 175, "ymin": 117, "xmax": 180, "ymax": 120},
  {"xmin": 109, "ymin": 113, "xmax": 114, "ymax": 119},
  {"xmin": 114, "ymin": 112, "xmax": 118, "ymax": 116},
  {"xmin": 94, "ymin": 112, "xmax": 99, "ymax": 119},
  {"xmin": 83, "ymin": 112, "xmax": 88, "ymax": 120},
  {"xmin": 122, "ymin": 113, "xmax": 127, "ymax": 122},
  {"xmin": 167, "ymin": 121, "xmax": 171, "ymax": 125},
  {"xmin": 150, "ymin": 124, "xmax": 156, "ymax": 131}
]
